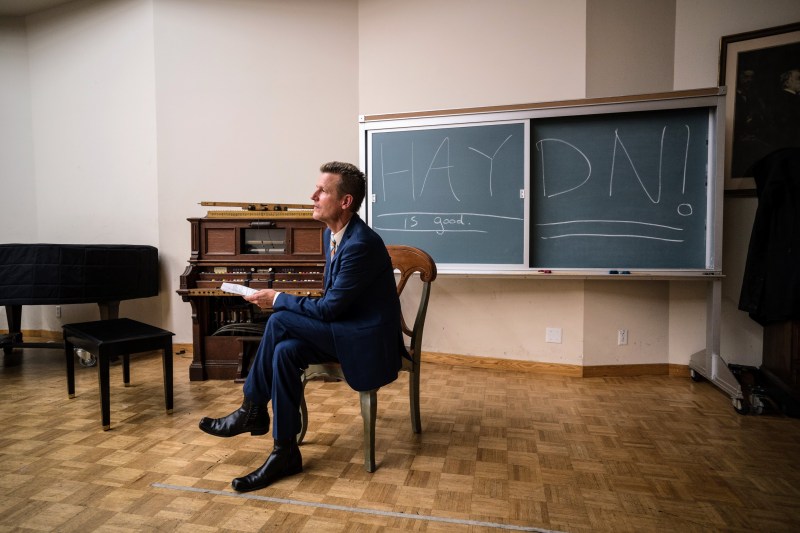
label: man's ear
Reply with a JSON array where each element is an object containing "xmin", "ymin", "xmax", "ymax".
[{"xmin": 341, "ymin": 194, "xmax": 353, "ymax": 210}]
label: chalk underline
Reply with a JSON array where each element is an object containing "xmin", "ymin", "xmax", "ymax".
[
  {"xmin": 541, "ymin": 233, "xmax": 684, "ymax": 242},
  {"xmin": 376, "ymin": 212, "xmax": 523, "ymax": 222},
  {"xmin": 537, "ymin": 219, "xmax": 682, "ymax": 231}
]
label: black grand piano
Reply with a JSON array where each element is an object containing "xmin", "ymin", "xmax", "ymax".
[{"xmin": 0, "ymin": 244, "xmax": 159, "ymax": 355}]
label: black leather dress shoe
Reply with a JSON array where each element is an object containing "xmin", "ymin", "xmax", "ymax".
[
  {"xmin": 231, "ymin": 440, "xmax": 303, "ymax": 492},
  {"xmin": 198, "ymin": 399, "xmax": 269, "ymax": 437}
]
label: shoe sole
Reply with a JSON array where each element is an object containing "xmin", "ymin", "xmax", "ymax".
[
  {"xmin": 198, "ymin": 421, "xmax": 269, "ymax": 438},
  {"xmin": 232, "ymin": 464, "xmax": 303, "ymax": 493}
]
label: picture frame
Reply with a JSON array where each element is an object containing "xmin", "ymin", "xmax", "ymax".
[{"xmin": 719, "ymin": 22, "xmax": 800, "ymax": 197}]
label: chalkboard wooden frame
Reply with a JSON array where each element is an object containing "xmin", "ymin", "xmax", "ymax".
[{"xmin": 360, "ymin": 88, "xmax": 726, "ymax": 276}]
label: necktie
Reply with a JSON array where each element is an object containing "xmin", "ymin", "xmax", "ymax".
[{"xmin": 330, "ymin": 237, "xmax": 336, "ymax": 259}]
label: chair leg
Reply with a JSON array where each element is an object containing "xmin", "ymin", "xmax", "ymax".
[
  {"xmin": 360, "ymin": 389, "xmax": 377, "ymax": 472},
  {"xmin": 297, "ymin": 377, "xmax": 309, "ymax": 444},
  {"xmin": 409, "ymin": 369, "xmax": 421, "ymax": 434}
]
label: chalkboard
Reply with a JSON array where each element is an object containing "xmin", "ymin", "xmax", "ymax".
[
  {"xmin": 368, "ymin": 122, "xmax": 526, "ymax": 265},
  {"xmin": 531, "ymin": 107, "xmax": 709, "ymax": 268},
  {"xmin": 361, "ymin": 89, "xmax": 724, "ymax": 273}
]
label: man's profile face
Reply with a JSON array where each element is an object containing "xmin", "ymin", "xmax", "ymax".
[{"xmin": 310, "ymin": 172, "xmax": 345, "ymax": 226}]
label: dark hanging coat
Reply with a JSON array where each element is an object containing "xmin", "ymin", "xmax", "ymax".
[{"xmin": 739, "ymin": 147, "xmax": 800, "ymax": 326}]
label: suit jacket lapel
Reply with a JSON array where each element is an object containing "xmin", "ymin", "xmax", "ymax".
[
  {"xmin": 324, "ymin": 229, "xmax": 333, "ymax": 290},
  {"xmin": 325, "ymin": 217, "xmax": 359, "ymax": 291}
]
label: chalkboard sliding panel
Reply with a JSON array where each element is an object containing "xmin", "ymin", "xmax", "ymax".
[
  {"xmin": 366, "ymin": 120, "xmax": 528, "ymax": 271},
  {"xmin": 360, "ymin": 88, "xmax": 725, "ymax": 275},
  {"xmin": 529, "ymin": 106, "xmax": 712, "ymax": 269}
]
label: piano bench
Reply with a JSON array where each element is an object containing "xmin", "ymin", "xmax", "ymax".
[{"xmin": 62, "ymin": 318, "xmax": 175, "ymax": 430}]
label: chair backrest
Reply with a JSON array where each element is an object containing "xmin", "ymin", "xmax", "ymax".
[{"xmin": 386, "ymin": 245, "xmax": 437, "ymax": 364}]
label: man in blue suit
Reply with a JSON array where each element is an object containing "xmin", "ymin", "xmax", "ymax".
[{"xmin": 199, "ymin": 161, "xmax": 404, "ymax": 492}]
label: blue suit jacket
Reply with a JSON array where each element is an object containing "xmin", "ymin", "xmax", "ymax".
[{"xmin": 273, "ymin": 215, "xmax": 404, "ymax": 391}]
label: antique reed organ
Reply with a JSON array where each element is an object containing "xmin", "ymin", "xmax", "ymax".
[{"xmin": 178, "ymin": 203, "xmax": 325, "ymax": 380}]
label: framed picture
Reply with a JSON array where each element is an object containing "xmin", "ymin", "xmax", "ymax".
[{"xmin": 719, "ymin": 22, "xmax": 800, "ymax": 196}]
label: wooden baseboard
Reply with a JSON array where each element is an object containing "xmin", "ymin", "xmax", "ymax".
[
  {"xmin": 423, "ymin": 351, "xmax": 690, "ymax": 378},
  {"xmin": 173, "ymin": 343, "xmax": 193, "ymax": 354},
  {"xmin": 582, "ymin": 363, "xmax": 691, "ymax": 378},
  {"xmin": 423, "ymin": 352, "xmax": 584, "ymax": 377},
  {"xmin": 3, "ymin": 330, "xmax": 691, "ymax": 378},
  {"xmin": 0, "ymin": 329, "xmax": 62, "ymax": 341},
  {"xmin": 1, "ymin": 331, "xmax": 195, "ymax": 356}
]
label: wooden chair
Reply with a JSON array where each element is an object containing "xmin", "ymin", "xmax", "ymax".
[{"xmin": 297, "ymin": 245, "xmax": 437, "ymax": 472}]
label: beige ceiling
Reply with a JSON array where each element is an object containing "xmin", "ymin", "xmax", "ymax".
[{"xmin": 0, "ymin": 0, "xmax": 75, "ymax": 17}]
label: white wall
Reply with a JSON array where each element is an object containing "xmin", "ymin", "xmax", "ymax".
[
  {"xmin": 0, "ymin": 0, "xmax": 359, "ymax": 340},
  {"xmin": 359, "ymin": 0, "xmax": 690, "ymax": 367},
  {"xmin": 0, "ymin": 18, "xmax": 36, "ymax": 244},
  {"xmin": 0, "ymin": 18, "xmax": 38, "ymax": 333},
  {"xmin": 586, "ymin": 0, "xmax": 675, "ymax": 98},
  {"xmin": 4, "ymin": 0, "xmax": 799, "ymax": 370},
  {"xmin": 360, "ymin": 0, "xmax": 588, "ymax": 365},
  {"xmin": 359, "ymin": 0, "xmax": 586, "ymax": 114},
  {"xmin": 26, "ymin": 0, "xmax": 159, "ymax": 247},
  {"xmin": 152, "ymin": 0, "xmax": 360, "ymax": 337},
  {"xmin": 0, "ymin": 0, "xmax": 161, "ymax": 331}
]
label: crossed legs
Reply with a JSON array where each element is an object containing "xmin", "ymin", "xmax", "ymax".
[{"xmin": 199, "ymin": 310, "xmax": 338, "ymax": 491}]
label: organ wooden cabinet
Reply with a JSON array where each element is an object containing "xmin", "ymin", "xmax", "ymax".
[{"xmin": 178, "ymin": 209, "xmax": 325, "ymax": 380}]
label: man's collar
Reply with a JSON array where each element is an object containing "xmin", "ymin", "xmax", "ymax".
[{"xmin": 331, "ymin": 221, "xmax": 350, "ymax": 247}]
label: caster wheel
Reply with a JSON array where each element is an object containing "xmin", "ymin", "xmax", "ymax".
[
  {"xmin": 732, "ymin": 397, "xmax": 750, "ymax": 415},
  {"xmin": 750, "ymin": 395, "xmax": 764, "ymax": 416},
  {"xmin": 76, "ymin": 348, "xmax": 97, "ymax": 367},
  {"xmin": 689, "ymin": 369, "xmax": 704, "ymax": 382}
]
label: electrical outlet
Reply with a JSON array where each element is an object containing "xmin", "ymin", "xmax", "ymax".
[
  {"xmin": 55, "ymin": 306, "xmax": 61, "ymax": 318},
  {"xmin": 546, "ymin": 327, "xmax": 562, "ymax": 343},
  {"xmin": 617, "ymin": 329, "xmax": 628, "ymax": 345}
]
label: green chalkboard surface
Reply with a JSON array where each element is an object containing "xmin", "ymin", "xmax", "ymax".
[
  {"xmin": 531, "ymin": 107, "xmax": 710, "ymax": 268},
  {"xmin": 362, "ymin": 89, "xmax": 723, "ymax": 273},
  {"xmin": 368, "ymin": 122, "xmax": 526, "ymax": 265}
]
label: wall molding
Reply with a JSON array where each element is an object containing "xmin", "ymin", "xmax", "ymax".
[
  {"xmin": 422, "ymin": 351, "xmax": 690, "ymax": 378},
  {"xmin": 3, "ymin": 330, "xmax": 691, "ymax": 378}
]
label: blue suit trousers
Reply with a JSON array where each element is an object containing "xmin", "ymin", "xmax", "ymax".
[{"xmin": 243, "ymin": 310, "xmax": 339, "ymax": 441}]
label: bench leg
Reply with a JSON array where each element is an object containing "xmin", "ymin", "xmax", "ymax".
[
  {"xmin": 98, "ymin": 353, "xmax": 111, "ymax": 430},
  {"xmin": 64, "ymin": 338, "xmax": 76, "ymax": 398},
  {"xmin": 122, "ymin": 354, "xmax": 130, "ymax": 386},
  {"xmin": 163, "ymin": 341, "xmax": 173, "ymax": 414}
]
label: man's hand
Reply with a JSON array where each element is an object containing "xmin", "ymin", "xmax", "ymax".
[{"xmin": 244, "ymin": 289, "xmax": 277, "ymax": 308}]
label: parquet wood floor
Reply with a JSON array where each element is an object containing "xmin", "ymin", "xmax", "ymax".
[{"xmin": 1, "ymin": 344, "xmax": 798, "ymax": 532}]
